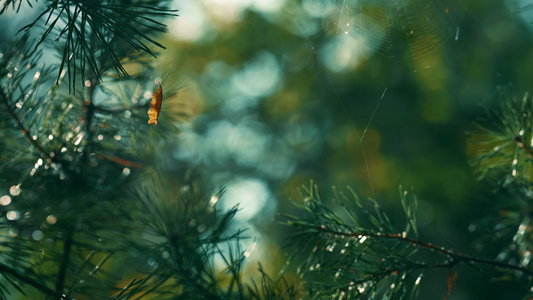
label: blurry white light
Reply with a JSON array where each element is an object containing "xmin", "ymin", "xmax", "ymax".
[
  {"xmin": 0, "ymin": 196, "xmax": 11, "ymax": 206},
  {"xmin": 251, "ymin": 0, "xmax": 286, "ymax": 13},
  {"xmin": 9, "ymin": 185, "xmax": 21, "ymax": 196},
  {"xmin": 320, "ymin": 36, "xmax": 368, "ymax": 73},
  {"xmin": 302, "ymin": 0, "xmax": 330, "ymax": 17},
  {"xmin": 122, "ymin": 168, "xmax": 131, "ymax": 176},
  {"xmin": 143, "ymin": 91, "xmax": 152, "ymax": 100},
  {"xmin": 232, "ymin": 51, "xmax": 282, "ymax": 98},
  {"xmin": 6, "ymin": 210, "xmax": 20, "ymax": 221},
  {"xmin": 202, "ymin": 0, "xmax": 250, "ymax": 23},
  {"xmin": 170, "ymin": 1, "xmax": 211, "ymax": 42},
  {"xmin": 221, "ymin": 179, "xmax": 270, "ymax": 221},
  {"xmin": 228, "ymin": 122, "xmax": 266, "ymax": 167}
]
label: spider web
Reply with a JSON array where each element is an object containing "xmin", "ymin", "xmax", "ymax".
[
  {"xmin": 292, "ymin": 0, "xmax": 470, "ymax": 200},
  {"xmin": 308, "ymin": 0, "xmax": 469, "ymax": 58}
]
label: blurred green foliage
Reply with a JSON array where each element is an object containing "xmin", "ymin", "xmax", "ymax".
[
  {"xmin": 153, "ymin": 0, "xmax": 533, "ymax": 298},
  {"xmin": 2, "ymin": 0, "xmax": 533, "ymax": 298}
]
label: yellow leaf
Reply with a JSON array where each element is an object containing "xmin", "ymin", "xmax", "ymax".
[{"xmin": 147, "ymin": 84, "xmax": 163, "ymax": 125}]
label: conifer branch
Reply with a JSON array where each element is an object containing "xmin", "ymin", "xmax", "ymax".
[
  {"xmin": 55, "ymin": 230, "xmax": 74, "ymax": 295},
  {"xmin": 0, "ymin": 263, "xmax": 71, "ymax": 300},
  {"xmin": 0, "ymin": 85, "xmax": 54, "ymax": 161},
  {"xmin": 315, "ymin": 227, "xmax": 533, "ymax": 276},
  {"xmin": 513, "ymin": 135, "xmax": 533, "ymax": 159}
]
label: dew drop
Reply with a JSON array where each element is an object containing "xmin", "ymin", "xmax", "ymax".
[
  {"xmin": 6, "ymin": 210, "xmax": 20, "ymax": 221},
  {"xmin": 84, "ymin": 80, "xmax": 91, "ymax": 87},
  {"xmin": 144, "ymin": 91, "xmax": 152, "ymax": 99},
  {"xmin": 243, "ymin": 242, "xmax": 257, "ymax": 257},
  {"xmin": 97, "ymin": 134, "xmax": 104, "ymax": 141},
  {"xmin": 209, "ymin": 195, "xmax": 219, "ymax": 206},
  {"xmin": 9, "ymin": 227, "xmax": 19, "ymax": 237},
  {"xmin": 46, "ymin": 215, "xmax": 57, "ymax": 224},
  {"xmin": 147, "ymin": 257, "xmax": 156, "ymax": 266},
  {"xmin": 74, "ymin": 132, "xmax": 84, "ymax": 145},
  {"xmin": 33, "ymin": 71, "xmax": 41, "ymax": 80},
  {"xmin": 114, "ymin": 135, "xmax": 121, "ymax": 141},
  {"xmin": 162, "ymin": 251, "xmax": 170, "ymax": 259},
  {"xmin": 32, "ymin": 230, "xmax": 43, "ymax": 241},
  {"xmin": 415, "ymin": 274, "xmax": 423, "ymax": 285},
  {"xmin": 0, "ymin": 195, "xmax": 12, "ymax": 206},
  {"xmin": 123, "ymin": 110, "xmax": 131, "ymax": 118},
  {"xmin": 197, "ymin": 224, "xmax": 206, "ymax": 232},
  {"xmin": 326, "ymin": 242, "xmax": 336, "ymax": 252},
  {"xmin": 122, "ymin": 168, "xmax": 131, "ymax": 176},
  {"xmin": 10, "ymin": 185, "xmax": 21, "ymax": 196}
]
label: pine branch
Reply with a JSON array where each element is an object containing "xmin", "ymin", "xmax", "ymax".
[
  {"xmin": 284, "ymin": 183, "xmax": 533, "ymax": 298},
  {"xmin": 314, "ymin": 227, "xmax": 533, "ymax": 276},
  {"xmin": 0, "ymin": 85, "xmax": 54, "ymax": 162},
  {"xmin": 469, "ymin": 87, "xmax": 533, "ymax": 185},
  {"xmin": 0, "ymin": 0, "xmax": 34, "ymax": 14},
  {"xmin": 55, "ymin": 230, "xmax": 74, "ymax": 295},
  {"xmin": 513, "ymin": 135, "xmax": 533, "ymax": 159},
  {"xmin": 0, "ymin": 262, "xmax": 71, "ymax": 300},
  {"xmin": 12, "ymin": 0, "xmax": 178, "ymax": 90}
]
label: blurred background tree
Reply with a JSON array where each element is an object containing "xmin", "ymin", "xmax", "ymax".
[{"xmin": 1, "ymin": 0, "xmax": 533, "ymax": 299}]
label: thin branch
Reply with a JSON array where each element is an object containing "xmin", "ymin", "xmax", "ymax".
[
  {"xmin": 514, "ymin": 135, "xmax": 533, "ymax": 159},
  {"xmin": 338, "ymin": 261, "xmax": 455, "ymax": 288},
  {"xmin": 0, "ymin": 263, "xmax": 71, "ymax": 300},
  {"xmin": 0, "ymin": 85, "xmax": 54, "ymax": 161},
  {"xmin": 55, "ymin": 230, "xmax": 74, "ymax": 295},
  {"xmin": 314, "ymin": 227, "xmax": 533, "ymax": 276}
]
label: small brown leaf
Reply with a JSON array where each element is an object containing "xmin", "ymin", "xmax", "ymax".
[{"xmin": 147, "ymin": 84, "xmax": 163, "ymax": 125}]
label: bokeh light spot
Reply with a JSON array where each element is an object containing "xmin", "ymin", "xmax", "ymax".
[
  {"xmin": 221, "ymin": 179, "xmax": 270, "ymax": 222},
  {"xmin": 46, "ymin": 215, "xmax": 57, "ymax": 225},
  {"xmin": 6, "ymin": 211, "xmax": 20, "ymax": 221},
  {"xmin": 32, "ymin": 230, "xmax": 44, "ymax": 241},
  {"xmin": 9, "ymin": 185, "xmax": 21, "ymax": 196},
  {"xmin": 0, "ymin": 195, "xmax": 11, "ymax": 206}
]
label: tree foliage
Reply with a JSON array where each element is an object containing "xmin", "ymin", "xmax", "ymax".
[{"xmin": 0, "ymin": 1, "xmax": 532, "ymax": 299}]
